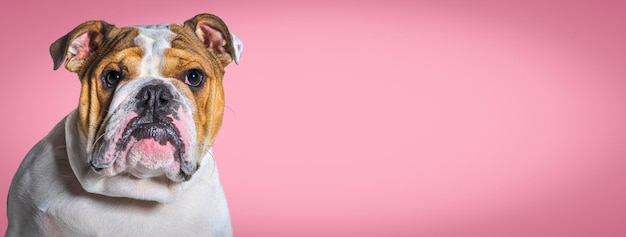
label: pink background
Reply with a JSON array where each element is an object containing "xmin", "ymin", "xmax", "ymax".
[{"xmin": 1, "ymin": 0, "xmax": 625, "ymax": 236}]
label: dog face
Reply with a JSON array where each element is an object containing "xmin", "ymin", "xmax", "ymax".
[{"xmin": 50, "ymin": 14, "xmax": 242, "ymax": 202}]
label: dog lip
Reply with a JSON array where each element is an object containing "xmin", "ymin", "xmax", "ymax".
[
  {"xmin": 129, "ymin": 122, "xmax": 179, "ymax": 146},
  {"xmin": 117, "ymin": 113, "xmax": 185, "ymax": 155},
  {"xmin": 90, "ymin": 163, "xmax": 105, "ymax": 171}
]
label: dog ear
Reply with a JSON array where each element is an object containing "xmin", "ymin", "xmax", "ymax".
[
  {"xmin": 50, "ymin": 20, "xmax": 115, "ymax": 72},
  {"xmin": 183, "ymin": 13, "xmax": 243, "ymax": 66}
]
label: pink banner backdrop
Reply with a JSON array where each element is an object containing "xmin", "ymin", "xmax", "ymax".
[{"xmin": 1, "ymin": 0, "xmax": 625, "ymax": 236}]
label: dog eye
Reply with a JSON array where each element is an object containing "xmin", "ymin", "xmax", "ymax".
[
  {"xmin": 184, "ymin": 69, "xmax": 205, "ymax": 87},
  {"xmin": 102, "ymin": 70, "xmax": 122, "ymax": 89}
]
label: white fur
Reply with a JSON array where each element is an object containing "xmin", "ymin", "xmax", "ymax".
[
  {"xmin": 230, "ymin": 32, "xmax": 243, "ymax": 65},
  {"xmin": 6, "ymin": 111, "xmax": 232, "ymax": 236}
]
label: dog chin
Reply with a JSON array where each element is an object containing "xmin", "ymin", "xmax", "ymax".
[{"xmin": 106, "ymin": 137, "xmax": 190, "ymax": 182}]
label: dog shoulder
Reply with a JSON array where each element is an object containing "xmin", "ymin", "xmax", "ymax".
[{"xmin": 6, "ymin": 117, "xmax": 73, "ymax": 236}]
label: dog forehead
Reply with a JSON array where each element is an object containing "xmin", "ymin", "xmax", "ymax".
[
  {"xmin": 131, "ymin": 24, "xmax": 175, "ymax": 77},
  {"xmin": 132, "ymin": 24, "xmax": 173, "ymax": 39}
]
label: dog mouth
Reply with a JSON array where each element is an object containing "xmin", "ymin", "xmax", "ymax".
[
  {"xmin": 121, "ymin": 117, "xmax": 194, "ymax": 179},
  {"xmin": 90, "ymin": 84, "xmax": 196, "ymax": 182},
  {"xmin": 118, "ymin": 116, "xmax": 185, "ymax": 161},
  {"xmin": 90, "ymin": 115, "xmax": 195, "ymax": 181}
]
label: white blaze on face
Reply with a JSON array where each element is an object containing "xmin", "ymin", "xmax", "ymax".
[{"xmin": 133, "ymin": 24, "xmax": 174, "ymax": 78}]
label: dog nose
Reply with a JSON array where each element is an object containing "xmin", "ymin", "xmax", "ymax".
[{"xmin": 136, "ymin": 84, "xmax": 173, "ymax": 112}]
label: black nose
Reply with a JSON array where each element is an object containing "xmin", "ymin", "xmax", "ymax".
[{"xmin": 136, "ymin": 84, "xmax": 173, "ymax": 114}]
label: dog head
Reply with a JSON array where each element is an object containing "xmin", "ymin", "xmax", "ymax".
[{"xmin": 51, "ymin": 13, "xmax": 242, "ymax": 203}]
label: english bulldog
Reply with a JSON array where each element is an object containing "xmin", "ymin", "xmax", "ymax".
[{"xmin": 6, "ymin": 13, "xmax": 242, "ymax": 236}]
